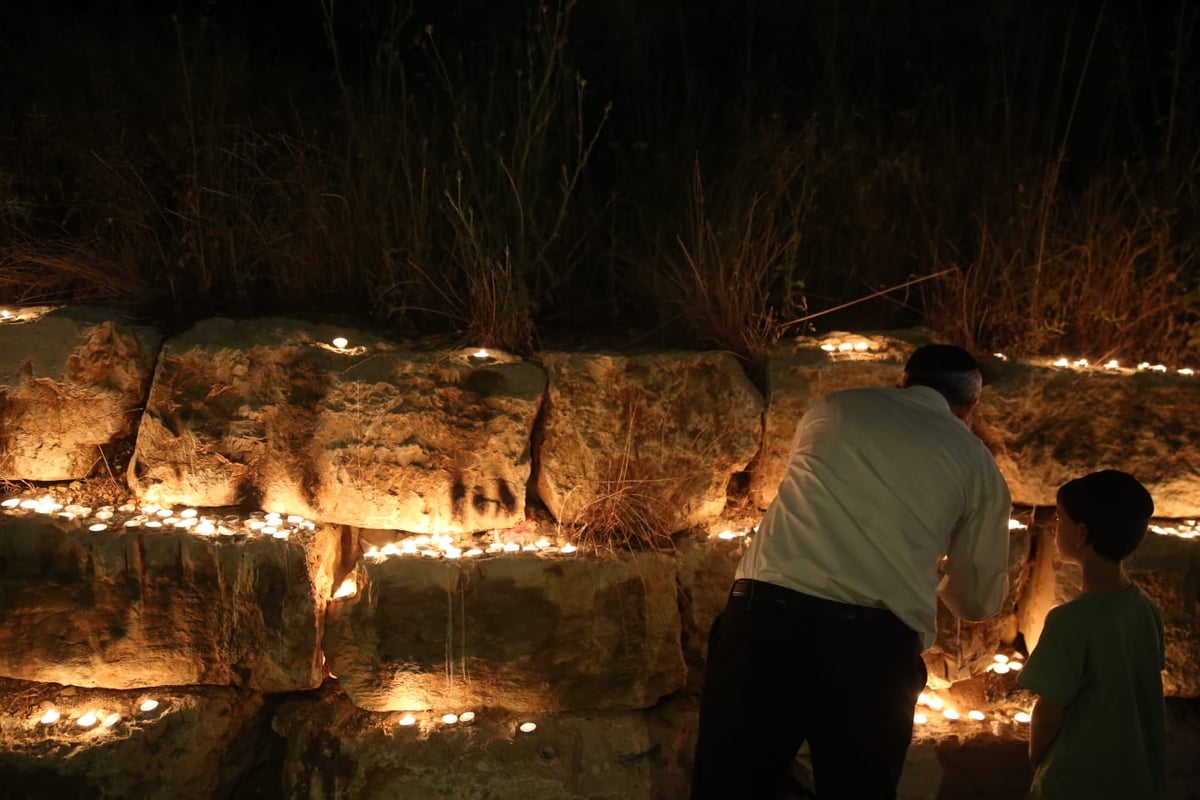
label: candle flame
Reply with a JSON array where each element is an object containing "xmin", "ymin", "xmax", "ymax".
[{"xmin": 333, "ymin": 577, "xmax": 357, "ymax": 599}]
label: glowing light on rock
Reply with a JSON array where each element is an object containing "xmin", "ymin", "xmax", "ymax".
[
  {"xmin": 77, "ymin": 712, "xmax": 98, "ymax": 727},
  {"xmin": 1104, "ymin": 360, "xmax": 1120, "ymax": 369},
  {"xmin": 821, "ymin": 344, "xmax": 836, "ymax": 352},
  {"xmin": 102, "ymin": 713, "xmax": 120, "ymax": 728},
  {"xmin": 332, "ymin": 337, "xmax": 349, "ymax": 349},
  {"xmin": 1008, "ymin": 518, "xmax": 1027, "ymax": 530},
  {"xmin": 39, "ymin": 708, "xmax": 60, "ymax": 724},
  {"xmin": 139, "ymin": 699, "xmax": 159, "ymax": 713},
  {"xmin": 518, "ymin": 721, "xmax": 537, "ymax": 734},
  {"xmin": 1053, "ymin": 358, "xmax": 1070, "ymax": 367},
  {"xmin": 1014, "ymin": 711, "xmax": 1031, "ymax": 724},
  {"xmin": 398, "ymin": 714, "xmax": 417, "ymax": 727},
  {"xmin": 993, "ymin": 352, "xmax": 1008, "ymax": 360},
  {"xmin": 459, "ymin": 711, "xmax": 476, "ymax": 723},
  {"xmin": 181, "ymin": 508, "xmax": 198, "ymax": 518},
  {"xmin": 561, "ymin": 544, "xmax": 577, "ymax": 554},
  {"xmin": 990, "ymin": 662, "xmax": 1011, "ymax": 674},
  {"xmin": 334, "ymin": 578, "xmax": 357, "ymax": 599},
  {"xmin": 942, "ymin": 708, "xmax": 961, "ymax": 721},
  {"xmin": 926, "ymin": 695, "xmax": 944, "ymax": 711},
  {"xmin": 913, "ymin": 713, "xmax": 927, "ymax": 724},
  {"xmin": 473, "ymin": 349, "xmax": 490, "ymax": 359},
  {"xmin": 442, "ymin": 713, "xmax": 459, "ymax": 725},
  {"xmin": 89, "ymin": 523, "xmax": 108, "ymax": 532},
  {"xmin": 993, "ymin": 654, "xmax": 1009, "ymax": 664},
  {"xmin": 1, "ymin": 498, "xmax": 19, "ymax": 508},
  {"xmin": 968, "ymin": 710, "xmax": 986, "ymax": 721}
]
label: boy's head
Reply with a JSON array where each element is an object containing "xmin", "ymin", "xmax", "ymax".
[{"xmin": 1056, "ymin": 470, "xmax": 1155, "ymax": 563}]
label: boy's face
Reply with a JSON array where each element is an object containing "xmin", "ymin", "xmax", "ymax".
[{"xmin": 1054, "ymin": 503, "xmax": 1087, "ymax": 564}]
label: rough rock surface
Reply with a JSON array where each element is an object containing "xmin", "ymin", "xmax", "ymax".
[
  {"xmin": 979, "ymin": 360, "xmax": 1200, "ymax": 517},
  {"xmin": 536, "ymin": 351, "xmax": 764, "ymax": 535},
  {"xmin": 0, "ymin": 306, "xmax": 162, "ymax": 481},
  {"xmin": 674, "ymin": 534, "xmax": 750, "ymax": 694},
  {"xmin": 127, "ymin": 318, "xmax": 545, "ymax": 533},
  {"xmin": 0, "ymin": 513, "xmax": 339, "ymax": 692},
  {"xmin": 273, "ymin": 683, "xmax": 696, "ymax": 800},
  {"xmin": 325, "ymin": 551, "xmax": 685, "ymax": 713},
  {"xmin": 0, "ymin": 678, "xmax": 272, "ymax": 800}
]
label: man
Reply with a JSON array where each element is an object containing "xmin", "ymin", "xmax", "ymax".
[{"xmin": 691, "ymin": 343, "xmax": 1012, "ymax": 799}]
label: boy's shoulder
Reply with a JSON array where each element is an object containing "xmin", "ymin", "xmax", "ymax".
[{"xmin": 1047, "ymin": 584, "xmax": 1161, "ymax": 626}]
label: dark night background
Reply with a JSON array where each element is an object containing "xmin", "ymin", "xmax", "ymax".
[{"xmin": 1, "ymin": 1, "xmax": 1198, "ymax": 361}]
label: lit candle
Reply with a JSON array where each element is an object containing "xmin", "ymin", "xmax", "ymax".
[
  {"xmin": 968, "ymin": 710, "xmax": 986, "ymax": 721},
  {"xmin": 102, "ymin": 713, "xmax": 120, "ymax": 728},
  {"xmin": 1014, "ymin": 711, "xmax": 1031, "ymax": 724},
  {"xmin": 139, "ymin": 699, "xmax": 159, "ymax": 713},
  {"xmin": 459, "ymin": 711, "xmax": 476, "ymax": 723},
  {"xmin": 332, "ymin": 337, "xmax": 349, "ymax": 349},
  {"xmin": 913, "ymin": 713, "xmax": 927, "ymax": 725},
  {"xmin": 333, "ymin": 578, "xmax": 357, "ymax": 599},
  {"xmin": 77, "ymin": 712, "xmax": 98, "ymax": 727},
  {"xmin": 942, "ymin": 708, "xmax": 961, "ymax": 721},
  {"xmin": 518, "ymin": 721, "xmax": 537, "ymax": 734},
  {"xmin": 442, "ymin": 713, "xmax": 459, "ymax": 725},
  {"xmin": 398, "ymin": 714, "xmax": 417, "ymax": 727},
  {"xmin": 39, "ymin": 708, "xmax": 61, "ymax": 724}
]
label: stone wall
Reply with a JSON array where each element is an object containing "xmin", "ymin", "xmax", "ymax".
[{"xmin": 2, "ymin": 307, "xmax": 1199, "ymax": 799}]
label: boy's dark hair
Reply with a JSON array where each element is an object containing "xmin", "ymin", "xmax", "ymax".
[
  {"xmin": 1057, "ymin": 470, "xmax": 1155, "ymax": 562},
  {"xmin": 902, "ymin": 344, "xmax": 983, "ymax": 408}
]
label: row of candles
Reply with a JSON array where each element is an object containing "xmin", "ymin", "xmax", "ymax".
[
  {"xmin": 28, "ymin": 693, "xmax": 543, "ymax": 739},
  {"xmin": 914, "ymin": 655, "xmax": 1029, "ymax": 726},
  {"xmin": 35, "ymin": 698, "xmax": 161, "ymax": 730},
  {"xmin": 0, "ymin": 496, "xmax": 316, "ymax": 539},
  {"xmin": 820, "ymin": 337, "xmax": 1197, "ymax": 376}
]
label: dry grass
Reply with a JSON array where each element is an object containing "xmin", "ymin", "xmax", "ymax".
[{"xmin": 924, "ymin": 168, "xmax": 1200, "ymax": 363}]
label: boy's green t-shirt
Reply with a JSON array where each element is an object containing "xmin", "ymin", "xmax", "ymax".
[{"xmin": 1018, "ymin": 584, "xmax": 1166, "ymax": 800}]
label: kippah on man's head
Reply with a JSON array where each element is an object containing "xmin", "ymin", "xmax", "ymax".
[
  {"xmin": 902, "ymin": 344, "xmax": 982, "ymax": 408},
  {"xmin": 904, "ymin": 343, "xmax": 979, "ymax": 375}
]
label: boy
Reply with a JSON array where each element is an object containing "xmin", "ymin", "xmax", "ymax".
[{"xmin": 1018, "ymin": 469, "xmax": 1166, "ymax": 799}]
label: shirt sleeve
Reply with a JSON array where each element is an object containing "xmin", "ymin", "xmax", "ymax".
[
  {"xmin": 1019, "ymin": 606, "xmax": 1086, "ymax": 707},
  {"xmin": 938, "ymin": 456, "xmax": 1011, "ymax": 620}
]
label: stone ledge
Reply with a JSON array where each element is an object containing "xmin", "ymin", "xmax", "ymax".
[{"xmin": 325, "ymin": 550, "xmax": 685, "ymax": 713}]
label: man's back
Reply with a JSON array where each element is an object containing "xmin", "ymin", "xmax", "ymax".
[{"xmin": 737, "ymin": 384, "xmax": 1011, "ymax": 647}]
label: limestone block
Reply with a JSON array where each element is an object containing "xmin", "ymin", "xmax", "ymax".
[
  {"xmin": 924, "ymin": 524, "xmax": 1033, "ymax": 687},
  {"xmin": 750, "ymin": 332, "xmax": 925, "ymax": 508},
  {"xmin": 0, "ymin": 678, "xmax": 269, "ymax": 800},
  {"xmin": 1018, "ymin": 523, "xmax": 1200, "ymax": 698},
  {"xmin": 0, "ymin": 306, "xmax": 162, "ymax": 480},
  {"xmin": 536, "ymin": 351, "xmax": 764, "ymax": 534},
  {"xmin": 0, "ymin": 513, "xmax": 339, "ymax": 692},
  {"xmin": 128, "ymin": 318, "xmax": 545, "ymax": 532},
  {"xmin": 979, "ymin": 360, "xmax": 1200, "ymax": 517},
  {"xmin": 325, "ymin": 551, "xmax": 685, "ymax": 713},
  {"xmin": 675, "ymin": 534, "xmax": 748, "ymax": 693},
  {"xmin": 273, "ymin": 685, "xmax": 697, "ymax": 800}
]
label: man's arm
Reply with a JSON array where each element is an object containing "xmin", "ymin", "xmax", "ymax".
[
  {"xmin": 939, "ymin": 465, "xmax": 1011, "ymax": 620},
  {"xmin": 1028, "ymin": 696, "xmax": 1066, "ymax": 767}
]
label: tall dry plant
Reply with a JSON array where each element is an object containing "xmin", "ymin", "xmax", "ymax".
[
  {"xmin": 925, "ymin": 168, "xmax": 1200, "ymax": 363},
  {"xmin": 656, "ymin": 124, "xmax": 815, "ymax": 368}
]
